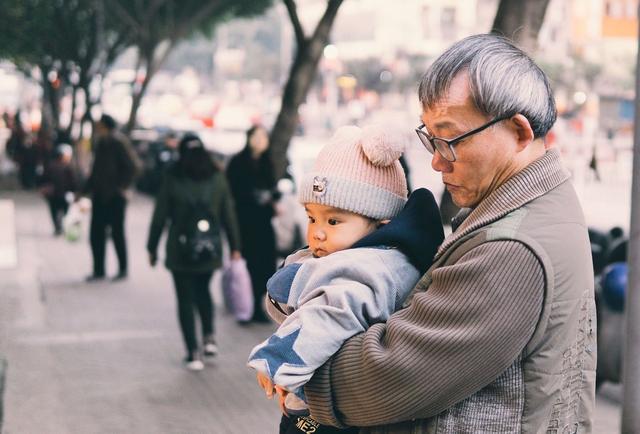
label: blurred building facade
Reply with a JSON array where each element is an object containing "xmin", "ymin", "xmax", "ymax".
[
  {"xmin": 538, "ymin": 0, "xmax": 637, "ymax": 135},
  {"xmin": 295, "ymin": 0, "xmax": 497, "ymax": 61}
]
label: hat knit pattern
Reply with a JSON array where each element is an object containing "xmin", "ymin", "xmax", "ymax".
[{"xmin": 299, "ymin": 125, "xmax": 408, "ymax": 221}]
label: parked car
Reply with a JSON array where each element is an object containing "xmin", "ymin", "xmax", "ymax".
[
  {"xmin": 130, "ymin": 128, "xmax": 175, "ymax": 195},
  {"xmin": 589, "ymin": 226, "xmax": 627, "ymax": 388}
]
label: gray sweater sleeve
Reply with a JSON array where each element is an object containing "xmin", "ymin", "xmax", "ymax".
[{"xmin": 305, "ymin": 240, "xmax": 545, "ymax": 427}]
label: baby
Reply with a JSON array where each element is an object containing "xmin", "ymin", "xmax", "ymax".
[{"xmin": 248, "ymin": 125, "xmax": 444, "ymax": 433}]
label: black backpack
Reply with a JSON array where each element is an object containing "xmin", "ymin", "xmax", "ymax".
[{"xmin": 177, "ymin": 183, "xmax": 222, "ymax": 265}]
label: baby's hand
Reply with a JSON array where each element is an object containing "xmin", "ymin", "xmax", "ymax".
[
  {"xmin": 275, "ymin": 386, "xmax": 289, "ymax": 416},
  {"xmin": 256, "ymin": 372, "xmax": 275, "ymax": 398}
]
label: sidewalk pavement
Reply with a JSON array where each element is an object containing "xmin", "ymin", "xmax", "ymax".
[
  {"xmin": 0, "ymin": 191, "xmax": 624, "ymax": 433},
  {"xmin": 0, "ymin": 191, "xmax": 281, "ymax": 434}
]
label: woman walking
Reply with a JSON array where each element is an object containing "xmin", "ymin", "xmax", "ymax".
[
  {"xmin": 226, "ymin": 125, "xmax": 278, "ymax": 323},
  {"xmin": 147, "ymin": 133, "xmax": 241, "ymax": 370}
]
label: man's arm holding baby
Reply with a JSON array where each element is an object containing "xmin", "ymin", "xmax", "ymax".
[{"xmin": 248, "ymin": 248, "xmax": 420, "ymax": 399}]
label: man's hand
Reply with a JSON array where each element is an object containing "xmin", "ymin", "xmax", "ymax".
[
  {"xmin": 256, "ymin": 371, "xmax": 275, "ymax": 398},
  {"xmin": 149, "ymin": 252, "xmax": 157, "ymax": 267},
  {"xmin": 77, "ymin": 197, "xmax": 91, "ymax": 213},
  {"xmin": 120, "ymin": 189, "xmax": 133, "ymax": 201}
]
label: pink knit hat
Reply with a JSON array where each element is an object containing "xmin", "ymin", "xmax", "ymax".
[{"xmin": 298, "ymin": 125, "xmax": 408, "ymax": 220}]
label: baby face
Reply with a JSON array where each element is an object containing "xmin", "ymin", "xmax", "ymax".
[{"xmin": 304, "ymin": 203, "xmax": 378, "ymax": 258}]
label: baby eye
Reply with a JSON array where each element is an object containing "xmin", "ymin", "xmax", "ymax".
[
  {"xmin": 328, "ymin": 219, "xmax": 339, "ymax": 226},
  {"xmin": 307, "ymin": 216, "xmax": 315, "ymax": 223}
]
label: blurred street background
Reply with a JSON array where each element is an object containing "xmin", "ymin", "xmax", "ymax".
[{"xmin": 1, "ymin": 0, "xmax": 639, "ymax": 432}]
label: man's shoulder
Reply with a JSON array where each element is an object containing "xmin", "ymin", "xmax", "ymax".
[{"xmin": 109, "ymin": 131, "xmax": 133, "ymax": 147}]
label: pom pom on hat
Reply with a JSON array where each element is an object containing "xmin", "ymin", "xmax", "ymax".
[{"xmin": 360, "ymin": 124, "xmax": 406, "ymax": 167}]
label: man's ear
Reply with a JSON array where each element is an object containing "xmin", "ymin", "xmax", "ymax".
[{"xmin": 510, "ymin": 114, "xmax": 535, "ymax": 149}]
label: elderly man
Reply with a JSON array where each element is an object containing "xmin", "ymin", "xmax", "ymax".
[{"xmin": 302, "ymin": 34, "xmax": 596, "ymax": 433}]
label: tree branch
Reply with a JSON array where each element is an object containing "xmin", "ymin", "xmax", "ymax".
[
  {"xmin": 491, "ymin": 0, "xmax": 550, "ymax": 52},
  {"xmin": 311, "ymin": 0, "xmax": 343, "ymax": 41},
  {"xmin": 171, "ymin": 0, "xmax": 225, "ymax": 41},
  {"xmin": 148, "ymin": 39, "xmax": 175, "ymax": 78},
  {"xmin": 283, "ymin": 0, "xmax": 306, "ymax": 47},
  {"xmin": 108, "ymin": 1, "xmax": 142, "ymax": 35},
  {"xmin": 148, "ymin": 0, "xmax": 168, "ymax": 19}
]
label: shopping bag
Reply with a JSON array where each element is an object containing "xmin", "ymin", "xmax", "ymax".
[
  {"xmin": 62, "ymin": 198, "xmax": 90, "ymax": 243},
  {"xmin": 222, "ymin": 258, "xmax": 254, "ymax": 321}
]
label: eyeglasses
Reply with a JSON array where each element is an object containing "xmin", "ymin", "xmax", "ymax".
[{"xmin": 415, "ymin": 115, "xmax": 512, "ymax": 162}]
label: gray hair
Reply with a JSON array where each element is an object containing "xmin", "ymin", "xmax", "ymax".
[{"xmin": 418, "ymin": 34, "xmax": 556, "ymax": 138}]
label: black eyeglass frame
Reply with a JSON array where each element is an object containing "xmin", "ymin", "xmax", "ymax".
[{"xmin": 415, "ymin": 114, "xmax": 513, "ymax": 162}]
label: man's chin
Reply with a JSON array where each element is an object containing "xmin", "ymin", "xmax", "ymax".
[{"xmin": 450, "ymin": 195, "xmax": 473, "ymax": 209}]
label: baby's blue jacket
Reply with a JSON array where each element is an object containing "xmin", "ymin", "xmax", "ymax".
[{"xmin": 247, "ymin": 246, "xmax": 420, "ymax": 395}]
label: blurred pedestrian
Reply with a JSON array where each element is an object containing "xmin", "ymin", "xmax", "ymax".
[
  {"xmin": 303, "ymin": 34, "xmax": 596, "ymax": 432},
  {"xmin": 83, "ymin": 114, "xmax": 141, "ymax": 282},
  {"xmin": 35, "ymin": 124, "xmax": 55, "ymax": 169},
  {"xmin": 146, "ymin": 133, "xmax": 242, "ymax": 370},
  {"xmin": 227, "ymin": 125, "xmax": 278, "ymax": 323},
  {"xmin": 137, "ymin": 131, "xmax": 180, "ymax": 195},
  {"xmin": 588, "ymin": 143, "xmax": 600, "ymax": 182},
  {"xmin": 1, "ymin": 111, "xmax": 9, "ymax": 129},
  {"xmin": 6, "ymin": 111, "xmax": 38, "ymax": 189},
  {"xmin": 17, "ymin": 134, "xmax": 38, "ymax": 189},
  {"xmin": 5, "ymin": 111, "xmax": 24, "ymax": 162},
  {"xmin": 40, "ymin": 144, "xmax": 77, "ymax": 236},
  {"xmin": 152, "ymin": 131, "xmax": 180, "ymax": 183},
  {"xmin": 271, "ymin": 178, "xmax": 305, "ymax": 259}
]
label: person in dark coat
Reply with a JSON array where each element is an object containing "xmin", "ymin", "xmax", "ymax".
[
  {"xmin": 40, "ymin": 144, "xmax": 77, "ymax": 235},
  {"xmin": 83, "ymin": 114, "xmax": 141, "ymax": 281},
  {"xmin": 6, "ymin": 114, "xmax": 39, "ymax": 190},
  {"xmin": 5, "ymin": 111, "xmax": 25, "ymax": 163},
  {"xmin": 226, "ymin": 125, "xmax": 279, "ymax": 323},
  {"xmin": 147, "ymin": 133, "xmax": 242, "ymax": 370}
]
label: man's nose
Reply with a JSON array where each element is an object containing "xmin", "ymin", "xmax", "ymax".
[{"xmin": 431, "ymin": 150, "xmax": 452, "ymax": 173}]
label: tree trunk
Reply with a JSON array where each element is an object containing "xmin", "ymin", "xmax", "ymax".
[
  {"xmin": 40, "ymin": 66, "xmax": 62, "ymax": 131},
  {"xmin": 270, "ymin": 39, "xmax": 326, "ymax": 180},
  {"xmin": 491, "ymin": 0, "xmax": 551, "ymax": 53},
  {"xmin": 125, "ymin": 42, "xmax": 175, "ymax": 134},
  {"xmin": 40, "ymin": 87, "xmax": 55, "ymax": 133},
  {"xmin": 269, "ymin": 0, "xmax": 344, "ymax": 181},
  {"xmin": 79, "ymin": 109, "xmax": 90, "ymax": 142},
  {"xmin": 126, "ymin": 76, "xmax": 149, "ymax": 133},
  {"xmin": 65, "ymin": 85, "xmax": 79, "ymax": 140},
  {"xmin": 76, "ymin": 76, "xmax": 97, "ymax": 141}
]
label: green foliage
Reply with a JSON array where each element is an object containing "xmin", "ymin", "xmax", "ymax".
[
  {"xmin": 106, "ymin": 0, "xmax": 273, "ymax": 131},
  {"xmin": 107, "ymin": 0, "xmax": 273, "ymax": 55},
  {"xmin": 0, "ymin": 0, "xmax": 274, "ymax": 77},
  {"xmin": 0, "ymin": 0, "xmax": 272, "ymax": 73},
  {"xmin": 0, "ymin": 0, "xmax": 274, "ymax": 131},
  {"xmin": 0, "ymin": 1, "xmax": 118, "ymax": 71}
]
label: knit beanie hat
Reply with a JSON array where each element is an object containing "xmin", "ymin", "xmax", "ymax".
[{"xmin": 298, "ymin": 125, "xmax": 408, "ymax": 220}]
